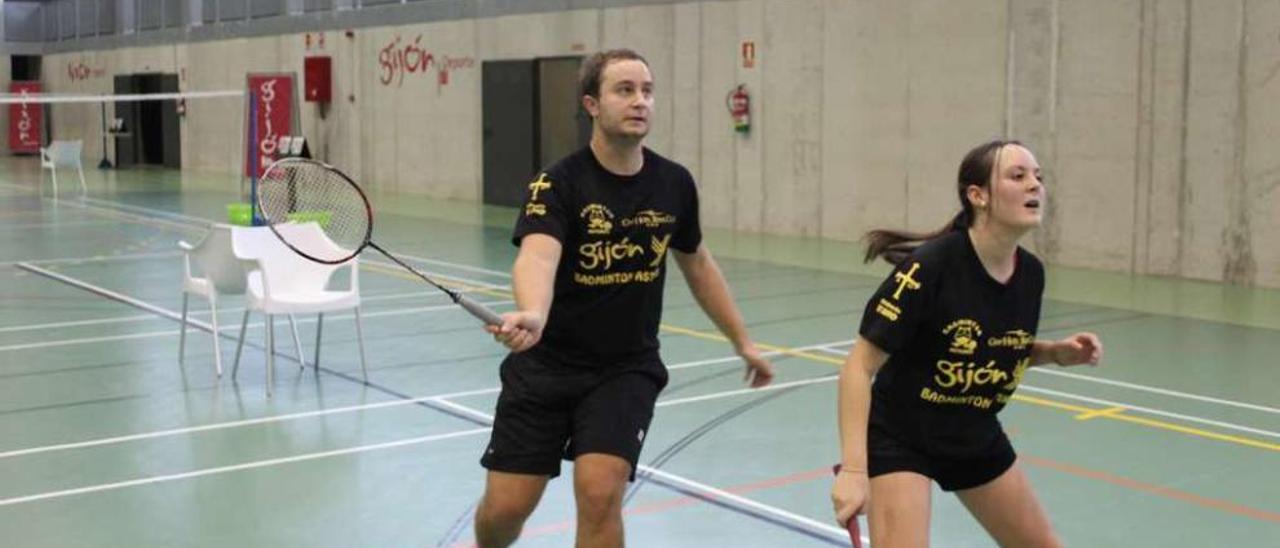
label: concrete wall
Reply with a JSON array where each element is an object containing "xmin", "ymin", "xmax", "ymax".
[{"xmin": 34, "ymin": 0, "xmax": 1280, "ymax": 288}]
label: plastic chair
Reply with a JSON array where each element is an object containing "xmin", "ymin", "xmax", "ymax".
[
  {"xmin": 178, "ymin": 224, "xmax": 305, "ymax": 378},
  {"xmin": 39, "ymin": 140, "xmax": 88, "ymax": 197},
  {"xmin": 230, "ymin": 223, "xmax": 367, "ymax": 396}
]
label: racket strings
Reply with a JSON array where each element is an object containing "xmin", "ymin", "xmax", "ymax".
[{"xmin": 258, "ymin": 160, "xmax": 370, "ymax": 262}]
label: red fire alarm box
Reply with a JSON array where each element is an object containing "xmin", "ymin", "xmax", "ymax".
[{"xmin": 304, "ymin": 56, "xmax": 332, "ymax": 102}]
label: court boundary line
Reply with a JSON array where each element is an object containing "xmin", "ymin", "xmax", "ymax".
[
  {"xmin": 0, "ymin": 341, "xmax": 851, "ymax": 460},
  {"xmin": 0, "ymin": 288, "xmax": 454, "ymax": 334},
  {"xmin": 16, "ymin": 259, "xmax": 1280, "ymax": 453}
]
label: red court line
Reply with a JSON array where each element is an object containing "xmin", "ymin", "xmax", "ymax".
[
  {"xmin": 1022, "ymin": 455, "xmax": 1280, "ymax": 523},
  {"xmin": 451, "ymin": 466, "xmax": 833, "ymax": 547}
]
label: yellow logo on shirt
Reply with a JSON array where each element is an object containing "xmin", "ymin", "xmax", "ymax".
[
  {"xmin": 875, "ymin": 262, "xmax": 923, "ymax": 322},
  {"xmin": 933, "ymin": 359, "xmax": 1009, "ymax": 394},
  {"xmin": 942, "ymin": 319, "xmax": 983, "ymax": 355},
  {"xmin": 579, "ymin": 237, "xmax": 643, "ymax": 270},
  {"xmin": 581, "ymin": 204, "xmax": 615, "ymax": 235},
  {"xmin": 524, "ymin": 173, "xmax": 553, "ymax": 217},
  {"xmin": 1004, "ymin": 357, "xmax": 1031, "ymax": 390},
  {"xmin": 622, "ymin": 209, "xmax": 677, "ymax": 228},
  {"xmin": 648, "ymin": 234, "xmax": 672, "ymax": 267},
  {"xmin": 988, "ymin": 329, "xmax": 1034, "ymax": 351},
  {"xmin": 528, "ymin": 173, "xmax": 552, "ymax": 200}
]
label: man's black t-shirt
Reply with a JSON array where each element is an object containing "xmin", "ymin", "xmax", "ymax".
[
  {"xmin": 859, "ymin": 230, "xmax": 1044, "ymax": 457},
  {"xmin": 512, "ymin": 146, "xmax": 702, "ymax": 367}
]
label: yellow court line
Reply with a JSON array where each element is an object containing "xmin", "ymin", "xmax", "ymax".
[
  {"xmin": 1009, "ymin": 394, "xmax": 1093, "ymax": 414},
  {"xmin": 657, "ymin": 324, "xmax": 844, "ymax": 365},
  {"xmin": 1107, "ymin": 413, "xmax": 1280, "ymax": 452},
  {"xmin": 1074, "ymin": 406, "xmax": 1128, "ymax": 421},
  {"xmin": 363, "ymin": 263, "xmax": 512, "ymax": 300},
  {"xmin": 655, "ymin": 323, "xmax": 1279, "ymax": 453},
  {"xmin": 358, "ymin": 267, "xmax": 1279, "ymax": 454}
]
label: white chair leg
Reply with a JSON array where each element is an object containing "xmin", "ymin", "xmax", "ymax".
[
  {"xmin": 313, "ymin": 312, "xmax": 324, "ymax": 370},
  {"xmin": 354, "ymin": 307, "xmax": 368, "ymax": 383},
  {"xmin": 288, "ymin": 314, "xmax": 306, "ymax": 370},
  {"xmin": 265, "ymin": 314, "xmax": 275, "ymax": 397},
  {"xmin": 51, "ymin": 169, "xmax": 58, "ymax": 197},
  {"xmin": 232, "ymin": 310, "xmax": 250, "ymax": 379},
  {"xmin": 177, "ymin": 293, "xmax": 189, "ymax": 365},
  {"xmin": 210, "ymin": 296, "xmax": 223, "ymax": 378},
  {"xmin": 77, "ymin": 166, "xmax": 87, "ymax": 197}
]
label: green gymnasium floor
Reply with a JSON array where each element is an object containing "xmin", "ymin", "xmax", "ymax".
[{"xmin": 0, "ymin": 158, "xmax": 1276, "ymax": 546}]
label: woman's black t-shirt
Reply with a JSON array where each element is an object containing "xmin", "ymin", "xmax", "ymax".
[
  {"xmin": 859, "ymin": 230, "xmax": 1044, "ymax": 457},
  {"xmin": 512, "ymin": 146, "xmax": 702, "ymax": 368}
]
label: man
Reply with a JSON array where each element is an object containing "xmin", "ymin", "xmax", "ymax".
[{"xmin": 475, "ymin": 49, "xmax": 775, "ymax": 547}]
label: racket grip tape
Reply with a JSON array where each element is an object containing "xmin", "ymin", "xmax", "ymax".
[{"xmin": 456, "ymin": 293, "xmax": 503, "ymax": 326}]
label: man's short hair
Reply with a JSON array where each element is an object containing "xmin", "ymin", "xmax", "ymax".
[{"xmin": 578, "ymin": 49, "xmax": 650, "ymax": 99}]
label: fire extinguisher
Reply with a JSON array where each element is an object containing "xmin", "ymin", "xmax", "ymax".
[{"xmin": 726, "ymin": 84, "xmax": 750, "ymax": 134}]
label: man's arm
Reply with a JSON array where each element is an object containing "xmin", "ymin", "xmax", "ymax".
[
  {"xmin": 488, "ymin": 233, "xmax": 562, "ymax": 352},
  {"xmin": 673, "ymin": 245, "xmax": 774, "ymax": 387}
]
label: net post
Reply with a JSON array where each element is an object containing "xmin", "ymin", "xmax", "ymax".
[
  {"xmin": 248, "ymin": 90, "xmax": 263, "ymax": 226},
  {"xmin": 97, "ymin": 101, "xmax": 113, "ymax": 169}
]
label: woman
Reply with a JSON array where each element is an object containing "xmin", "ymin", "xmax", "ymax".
[{"xmin": 831, "ymin": 140, "xmax": 1103, "ymax": 547}]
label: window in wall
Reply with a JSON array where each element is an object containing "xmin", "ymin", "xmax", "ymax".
[
  {"xmin": 164, "ymin": 0, "xmax": 186, "ymax": 28},
  {"xmin": 98, "ymin": 0, "xmax": 117, "ymax": 35},
  {"xmin": 3, "ymin": 1, "xmax": 43, "ymax": 42},
  {"xmin": 218, "ymin": 0, "xmax": 249, "ymax": 22},
  {"xmin": 251, "ymin": 0, "xmax": 284, "ymax": 19},
  {"xmin": 304, "ymin": 0, "xmax": 334, "ymax": 13},
  {"xmin": 137, "ymin": 0, "xmax": 163, "ymax": 30},
  {"xmin": 58, "ymin": 0, "xmax": 76, "ymax": 40}
]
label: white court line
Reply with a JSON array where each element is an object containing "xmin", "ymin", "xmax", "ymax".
[
  {"xmin": 639, "ymin": 467, "xmax": 849, "ymax": 542},
  {"xmin": 71, "ymin": 193, "xmax": 514, "ymax": 277},
  {"xmin": 0, "ymin": 289, "xmax": 452, "ymax": 334},
  {"xmin": 20, "ymin": 257, "xmax": 1280, "ymax": 445},
  {"xmin": 1028, "ymin": 367, "xmax": 1280, "ymax": 416},
  {"xmin": 0, "ymin": 387, "xmax": 503, "ymax": 460},
  {"xmin": 666, "ymin": 339, "xmax": 855, "ymax": 372},
  {"xmin": 656, "ymin": 375, "xmax": 838, "ymax": 407},
  {"xmin": 812, "ymin": 341, "xmax": 1280, "ymax": 417},
  {"xmin": 1017, "ymin": 386, "xmax": 1280, "ymax": 440},
  {"xmin": 0, "ymin": 340, "xmax": 854, "ymax": 460},
  {"xmin": 422, "ymin": 399, "xmax": 848, "ymax": 543},
  {"xmin": 0, "ymin": 299, "xmax": 514, "ymax": 353},
  {"xmin": 0, "ymin": 368, "xmax": 847, "ymax": 532},
  {"xmin": 2, "ymin": 251, "xmax": 180, "ymax": 268},
  {"xmin": 56, "ymin": 199, "xmax": 204, "ymax": 234},
  {"xmin": 0, "ymin": 427, "xmax": 493, "ymax": 507},
  {"xmin": 0, "ymin": 220, "xmax": 122, "ymax": 230}
]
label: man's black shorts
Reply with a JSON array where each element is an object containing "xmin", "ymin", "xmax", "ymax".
[
  {"xmin": 479, "ymin": 350, "xmax": 668, "ymax": 480},
  {"xmin": 866, "ymin": 421, "xmax": 1016, "ymax": 492}
]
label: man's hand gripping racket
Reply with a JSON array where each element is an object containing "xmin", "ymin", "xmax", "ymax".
[{"xmin": 256, "ymin": 158, "xmax": 503, "ymax": 326}]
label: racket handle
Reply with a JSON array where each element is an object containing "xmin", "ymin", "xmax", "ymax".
[
  {"xmin": 833, "ymin": 464, "xmax": 864, "ymax": 548},
  {"xmin": 456, "ymin": 293, "xmax": 503, "ymax": 326}
]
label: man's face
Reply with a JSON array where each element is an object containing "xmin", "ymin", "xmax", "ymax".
[{"xmin": 584, "ymin": 59, "xmax": 654, "ymax": 142}]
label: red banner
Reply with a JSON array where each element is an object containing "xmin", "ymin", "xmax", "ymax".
[
  {"xmin": 245, "ymin": 74, "xmax": 294, "ymax": 177},
  {"xmin": 9, "ymin": 81, "xmax": 42, "ymax": 154}
]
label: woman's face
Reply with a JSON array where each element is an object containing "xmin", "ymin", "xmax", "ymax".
[{"xmin": 973, "ymin": 144, "xmax": 1045, "ymax": 232}]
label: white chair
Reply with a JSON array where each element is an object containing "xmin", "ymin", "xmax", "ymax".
[
  {"xmin": 178, "ymin": 224, "xmax": 305, "ymax": 378},
  {"xmin": 39, "ymin": 140, "xmax": 88, "ymax": 197},
  {"xmin": 230, "ymin": 223, "xmax": 367, "ymax": 396}
]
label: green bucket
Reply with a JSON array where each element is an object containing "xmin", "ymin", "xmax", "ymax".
[
  {"xmin": 286, "ymin": 210, "xmax": 332, "ymax": 227},
  {"xmin": 226, "ymin": 203, "xmax": 254, "ymax": 226}
]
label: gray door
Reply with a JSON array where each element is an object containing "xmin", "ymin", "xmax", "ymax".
[
  {"xmin": 158, "ymin": 73, "xmax": 181, "ymax": 169},
  {"xmin": 538, "ymin": 57, "xmax": 591, "ymax": 168},
  {"xmin": 112, "ymin": 75, "xmax": 138, "ymax": 168},
  {"xmin": 482, "ymin": 60, "xmax": 537, "ymax": 207}
]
